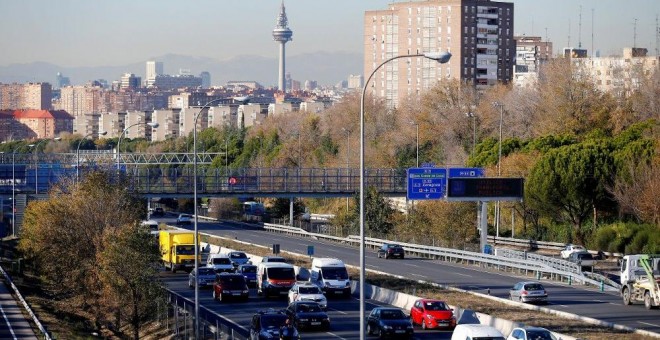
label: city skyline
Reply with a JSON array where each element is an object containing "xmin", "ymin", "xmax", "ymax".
[{"xmin": 1, "ymin": 0, "xmax": 658, "ymax": 70}]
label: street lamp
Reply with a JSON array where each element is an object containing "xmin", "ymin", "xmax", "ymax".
[
  {"xmin": 77, "ymin": 131, "xmax": 107, "ymax": 182},
  {"xmin": 193, "ymin": 98, "xmax": 224, "ymax": 339},
  {"xmin": 29, "ymin": 137, "xmax": 61, "ymax": 194},
  {"xmin": 117, "ymin": 122, "xmax": 159, "ymax": 170},
  {"xmin": 409, "ymin": 121, "xmax": 419, "ymax": 167},
  {"xmin": 492, "ymin": 102, "xmax": 505, "ymax": 239},
  {"xmin": 465, "ymin": 112, "xmax": 476, "ymax": 158},
  {"xmin": 359, "ymin": 51, "xmax": 451, "ymax": 339},
  {"xmin": 342, "ymin": 128, "xmax": 350, "ymax": 212}
]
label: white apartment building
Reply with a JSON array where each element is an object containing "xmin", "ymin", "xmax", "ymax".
[
  {"xmin": 151, "ymin": 109, "xmax": 179, "ymax": 141},
  {"xmin": 299, "ymin": 102, "xmax": 325, "ymax": 114},
  {"xmin": 98, "ymin": 112, "xmax": 125, "ymax": 139},
  {"xmin": 208, "ymin": 106, "xmax": 235, "ymax": 128},
  {"xmin": 239, "ymin": 104, "xmax": 265, "ymax": 128},
  {"xmin": 268, "ymin": 103, "xmax": 293, "ymax": 116}
]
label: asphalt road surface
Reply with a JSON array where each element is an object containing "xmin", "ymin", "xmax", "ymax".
[{"xmin": 155, "ymin": 216, "xmax": 660, "ymax": 335}]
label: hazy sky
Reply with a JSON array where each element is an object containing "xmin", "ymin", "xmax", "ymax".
[{"xmin": 1, "ymin": 0, "xmax": 658, "ymax": 67}]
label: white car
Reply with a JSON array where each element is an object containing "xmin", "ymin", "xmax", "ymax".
[
  {"xmin": 206, "ymin": 254, "xmax": 235, "ymax": 273},
  {"xmin": 560, "ymin": 244, "xmax": 586, "ymax": 259},
  {"xmin": 176, "ymin": 214, "xmax": 193, "ymax": 225},
  {"xmin": 287, "ymin": 282, "xmax": 327, "ymax": 309},
  {"xmin": 507, "ymin": 326, "xmax": 557, "ymax": 340}
]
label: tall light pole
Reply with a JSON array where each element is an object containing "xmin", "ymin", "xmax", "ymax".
[
  {"xmin": 193, "ymin": 98, "xmax": 224, "ymax": 339},
  {"xmin": 342, "ymin": 127, "xmax": 350, "ymax": 212},
  {"xmin": 9, "ymin": 144, "xmax": 28, "ymax": 237},
  {"xmin": 493, "ymin": 102, "xmax": 505, "ymax": 238},
  {"xmin": 410, "ymin": 121, "xmax": 419, "ymax": 167},
  {"xmin": 29, "ymin": 137, "xmax": 61, "ymax": 194},
  {"xmin": 466, "ymin": 112, "xmax": 476, "ymax": 157},
  {"xmin": 77, "ymin": 131, "xmax": 107, "ymax": 182},
  {"xmin": 360, "ymin": 51, "xmax": 451, "ymax": 339},
  {"xmin": 117, "ymin": 122, "xmax": 159, "ymax": 170}
]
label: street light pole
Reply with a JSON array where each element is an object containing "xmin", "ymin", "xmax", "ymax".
[
  {"xmin": 117, "ymin": 122, "xmax": 159, "ymax": 170},
  {"xmin": 77, "ymin": 131, "xmax": 107, "ymax": 182},
  {"xmin": 193, "ymin": 98, "xmax": 223, "ymax": 340},
  {"xmin": 342, "ymin": 128, "xmax": 350, "ymax": 212},
  {"xmin": 360, "ymin": 51, "xmax": 451, "ymax": 340},
  {"xmin": 493, "ymin": 102, "xmax": 505, "ymax": 239},
  {"xmin": 29, "ymin": 137, "xmax": 61, "ymax": 194}
]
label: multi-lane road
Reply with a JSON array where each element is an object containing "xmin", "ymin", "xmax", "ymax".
[{"xmin": 156, "ymin": 216, "xmax": 660, "ymax": 336}]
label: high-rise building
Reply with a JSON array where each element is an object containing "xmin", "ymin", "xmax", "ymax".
[
  {"xmin": 120, "ymin": 73, "xmax": 141, "ymax": 90},
  {"xmin": 513, "ymin": 36, "xmax": 553, "ymax": 87},
  {"xmin": 364, "ymin": 0, "xmax": 514, "ymax": 107},
  {"xmin": 200, "ymin": 71, "xmax": 211, "ymax": 88},
  {"xmin": 347, "ymin": 74, "xmax": 364, "ymax": 89},
  {"xmin": 55, "ymin": 72, "xmax": 71, "ymax": 89},
  {"xmin": 0, "ymin": 83, "xmax": 52, "ymax": 110},
  {"xmin": 272, "ymin": 1, "xmax": 293, "ymax": 92},
  {"xmin": 146, "ymin": 61, "xmax": 164, "ymax": 87}
]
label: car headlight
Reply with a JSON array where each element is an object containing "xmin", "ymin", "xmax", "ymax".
[
  {"xmin": 242, "ymin": 290, "xmax": 249, "ymax": 294},
  {"xmin": 382, "ymin": 325, "xmax": 392, "ymax": 330},
  {"xmin": 426, "ymin": 314, "xmax": 434, "ymax": 320}
]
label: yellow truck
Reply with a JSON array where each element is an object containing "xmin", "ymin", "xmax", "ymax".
[{"xmin": 159, "ymin": 230, "xmax": 199, "ymax": 273}]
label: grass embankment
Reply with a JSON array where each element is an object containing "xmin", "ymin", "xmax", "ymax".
[{"xmin": 201, "ymin": 233, "xmax": 656, "ymax": 340}]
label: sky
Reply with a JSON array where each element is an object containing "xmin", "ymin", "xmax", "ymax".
[{"xmin": 1, "ymin": 0, "xmax": 659, "ymax": 68}]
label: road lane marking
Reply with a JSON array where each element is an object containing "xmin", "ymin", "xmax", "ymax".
[
  {"xmin": 608, "ymin": 302, "xmax": 618, "ymax": 306},
  {"xmin": 403, "ymin": 263, "xmax": 420, "ymax": 268},
  {"xmin": 454, "ymin": 272, "xmax": 472, "ymax": 277},
  {"xmin": 326, "ymin": 331, "xmax": 347, "ymax": 339},
  {"xmin": 638, "ymin": 321, "xmax": 660, "ymax": 327},
  {"xmin": 328, "ymin": 308, "xmax": 347, "ymax": 315},
  {"xmin": 411, "ymin": 274, "xmax": 425, "ymax": 278},
  {"xmin": 0, "ymin": 300, "xmax": 18, "ymax": 340}
]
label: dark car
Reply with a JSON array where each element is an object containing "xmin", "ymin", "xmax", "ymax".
[
  {"xmin": 567, "ymin": 251, "xmax": 595, "ymax": 270},
  {"xmin": 151, "ymin": 207, "xmax": 164, "ymax": 217},
  {"xmin": 366, "ymin": 307, "xmax": 413, "ymax": 339},
  {"xmin": 377, "ymin": 244, "xmax": 405, "ymax": 259},
  {"xmin": 249, "ymin": 309, "xmax": 300, "ymax": 340},
  {"xmin": 237, "ymin": 264, "xmax": 258, "ymax": 287},
  {"xmin": 285, "ymin": 301, "xmax": 330, "ymax": 331},
  {"xmin": 212, "ymin": 273, "xmax": 249, "ymax": 302}
]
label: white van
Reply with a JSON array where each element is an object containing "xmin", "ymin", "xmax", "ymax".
[
  {"xmin": 206, "ymin": 254, "xmax": 234, "ymax": 273},
  {"xmin": 450, "ymin": 324, "xmax": 505, "ymax": 340},
  {"xmin": 310, "ymin": 258, "xmax": 351, "ymax": 297},
  {"xmin": 257, "ymin": 262, "xmax": 296, "ymax": 297}
]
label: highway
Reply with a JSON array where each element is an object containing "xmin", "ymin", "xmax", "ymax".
[
  {"xmin": 164, "ymin": 272, "xmax": 454, "ymax": 339},
  {"xmin": 156, "ymin": 216, "xmax": 660, "ymax": 335}
]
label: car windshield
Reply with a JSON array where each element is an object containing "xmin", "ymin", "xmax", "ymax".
[
  {"xmin": 176, "ymin": 245, "xmax": 194, "ymax": 255},
  {"xmin": 321, "ymin": 267, "xmax": 348, "ymax": 280},
  {"xmin": 197, "ymin": 268, "xmax": 215, "ymax": 276},
  {"xmin": 380, "ymin": 310, "xmax": 405, "ymax": 319},
  {"xmin": 297, "ymin": 303, "xmax": 322, "ymax": 313},
  {"xmin": 387, "ymin": 244, "xmax": 402, "ymax": 249},
  {"xmin": 241, "ymin": 266, "xmax": 257, "ymax": 273},
  {"xmin": 180, "ymin": 214, "xmax": 192, "ymax": 218},
  {"xmin": 526, "ymin": 330, "xmax": 555, "ymax": 340},
  {"xmin": 424, "ymin": 301, "xmax": 449, "ymax": 311},
  {"xmin": 212, "ymin": 258, "xmax": 231, "ymax": 265},
  {"xmin": 230, "ymin": 252, "xmax": 247, "ymax": 259},
  {"xmin": 261, "ymin": 314, "xmax": 288, "ymax": 329},
  {"xmin": 577, "ymin": 253, "xmax": 593, "ymax": 260},
  {"xmin": 524, "ymin": 284, "xmax": 544, "ymax": 291},
  {"xmin": 268, "ymin": 267, "xmax": 294, "ymax": 280},
  {"xmin": 299, "ymin": 286, "xmax": 322, "ymax": 294},
  {"xmin": 266, "ymin": 257, "xmax": 286, "ymax": 263}
]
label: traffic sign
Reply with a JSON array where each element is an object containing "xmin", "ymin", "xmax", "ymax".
[
  {"xmin": 446, "ymin": 177, "xmax": 524, "ymax": 201},
  {"xmin": 407, "ymin": 167, "xmax": 446, "ymax": 200},
  {"xmin": 449, "ymin": 167, "xmax": 485, "ymax": 178},
  {"xmin": 307, "ymin": 245, "xmax": 314, "ymax": 256}
]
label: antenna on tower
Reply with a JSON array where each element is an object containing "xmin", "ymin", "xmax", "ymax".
[
  {"xmin": 568, "ymin": 19, "xmax": 571, "ymax": 48},
  {"xmin": 633, "ymin": 18, "xmax": 638, "ymax": 48},
  {"xmin": 591, "ymin": 8, "xmax": 595, "ymax": 57},
  {"xmin": 578, "ymin": 6, "xmax": 583, "ymax": 48}
]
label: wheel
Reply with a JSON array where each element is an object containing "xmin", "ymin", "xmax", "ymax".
[
  {"xmin": 518, "ymin": 296, "xmax": 523, "ymax": 303},
  {"xmin": 622, "ymin": 287, "xmax": 632, "ymax": 305},
  {"xmin": 644, "ymin": 291, "xmax": 654, "ymax": 309}
]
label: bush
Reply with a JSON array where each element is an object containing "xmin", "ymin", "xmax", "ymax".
[{"xmin": 588, "ymin": 222, "xmax": 659, "ymax": 254}]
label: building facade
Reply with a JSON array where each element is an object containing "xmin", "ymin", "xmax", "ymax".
[
  {"xmin": 364, "ymin": 0, "xmax": 514, "ymax": 107},
  {"xmin": 146, "ymin": 61, "xmax": 164, "ymax": 87},
  {"xmin": 0, "ymin": 83, "xmax": 53, "ymax": 110},
  {"xmin": 12, "ymin": 109, "xmax": 73, "ymax": 139},
  {"xmin": 513, "ymin": 36, "xmax": 553, "ymax": 87}
]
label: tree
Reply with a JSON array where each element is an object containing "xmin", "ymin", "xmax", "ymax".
[
  {"xmin": 19, "ymin": 170, "xmax": 163, "ymax": 335},
  {"xmin": 98, "ymin": 224, "xmax": 165, "ymax": 340},
  {"xmin": 351, "ymin": 186, "xmax": 395, "ymax": 236},
  {"xmin": 525, "ymin": 142, "xmax": 615, "ymax": 244}
]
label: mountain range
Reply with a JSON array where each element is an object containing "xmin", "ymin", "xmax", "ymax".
[{"xmin": 0, "ymin": 51, "xmax": 364, "ymax": 88}]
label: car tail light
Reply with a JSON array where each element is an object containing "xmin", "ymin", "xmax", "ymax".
[{"xmin": 521, "ymin": 291, "xmax": 528, "ymax": 295}]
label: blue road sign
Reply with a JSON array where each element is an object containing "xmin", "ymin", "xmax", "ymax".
[
  {"xmin": 307, "ymin": 245, "xmax": 314, "ymax": 256},
  {"xmin": 407, "ymin": 167, "xmax": 446, "ymax": 200},
  {"xmin": 448, "ymin": 167, "xmax": 485, "ymax": 178}
]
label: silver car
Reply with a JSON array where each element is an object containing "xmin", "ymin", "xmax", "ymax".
[
  {"xmin": 509, "ymin": 281, "xmax": 548, "ymax": 304},
  {"xmin": 189, "ymin": 267, "xmax": 217, "ymax": 288}
]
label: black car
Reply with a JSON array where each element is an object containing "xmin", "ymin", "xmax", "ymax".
[
  {"xmin": 377, "ymin": 244, "xmax": 405, "ymax": 259},
  {"xmin": 249, "ymin": 309, "xmax": 300, "ymax": 340},
  {"xmin": 151, "ymin": 207, "xmax": 164, "ymax": 217},
  {"xmin": 285, "ymin": 301, "xmax": 330, "ymax": 331},
  {"xmin": 366, "ymin": 307, "xmax": 413, "ymax": 339}
]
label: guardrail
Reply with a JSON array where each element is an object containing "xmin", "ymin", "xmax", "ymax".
[
  {"xmin": 0, "ymin": 265, "xmax": 51, "ymax": 340},
  {"xmin": 260, "ymin": 222, "xmax": 618, "ymax": 292},
  {"xmin": 496, "ymin": 248, "xmax": 583, "ymax": 275},
  {"xmin": 488, "ymin": 236, "xmax": 623, "ymax": 258}
]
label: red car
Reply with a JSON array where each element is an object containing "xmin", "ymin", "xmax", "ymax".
[{"xmin": 410, "ymin": 299, "xmax": 456, "ymax": 330}]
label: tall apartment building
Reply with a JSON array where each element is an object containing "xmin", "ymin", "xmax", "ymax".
[
  {"xmin": 13, "ymin": 109, "xmax": 73, "ymax": 139},
  {"xmin": 347, "ymin": 74, "xmax": 364, "ymax": 89},
  {"xmin": 0, "ymin": 83, "xmax": 52, "ymax": 110},
  {"xmin": 513, "ymin": 36, "xmax": 553, "ymax": 87},
  {"xmin": 364, "ymin": 0, "xmax": 514, "ymax": 107},
  {"xmin": 56, "ymin": 85, "xmax": 104, "ymax": 133},
  {"xmin": 120, "ymin": 73, "xmax": 141, "ymax": 90},
  {"xmin": 146, "ymin": 61, "xmax": 164, "ymax": 87},
  {"xmin": 151, "ymin": 109, "xmax": 180, "ymax": 141}
]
